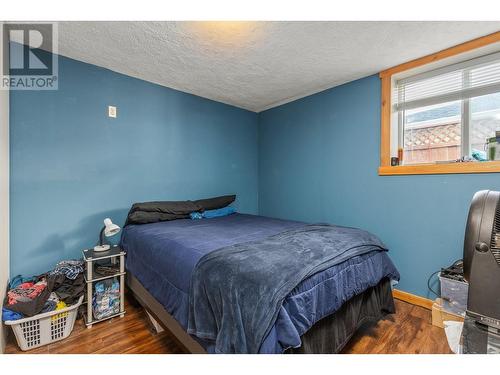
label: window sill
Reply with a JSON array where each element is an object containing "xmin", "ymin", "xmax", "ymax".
[{"xmin": 378, "ymin": 161, "xmax": 500, "ymax": 176}]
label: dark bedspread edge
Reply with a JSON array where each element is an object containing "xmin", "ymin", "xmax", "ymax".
[
  {"xmin": 126, "ymin": 272, "xmax": 207, "ymax": 354},
  {"xmin": 127, "ymin": 270, "xmax": 395, "ymax": 354},
  {"xmin": 286, "ymin": 277, "xmax": 395, "ymax": 354}
]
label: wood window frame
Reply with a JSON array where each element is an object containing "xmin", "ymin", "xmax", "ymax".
[{"xmin": 379, "ymin": 31, "xmax": 500, "ymax": 176}]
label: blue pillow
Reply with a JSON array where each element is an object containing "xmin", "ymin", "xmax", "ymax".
[
  {"xmin": 203, "ymin": 206, "xmax": 235, "ymax": 218},
  {"xmin": 190, "ymin": 206, "xmax": 236, "ymax": 220}
]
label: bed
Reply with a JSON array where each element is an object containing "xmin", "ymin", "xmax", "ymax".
[{"xmin": 122, "ymin": 213, "xmax": 400, "ymax": 354}]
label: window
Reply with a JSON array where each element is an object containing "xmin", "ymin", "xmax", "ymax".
[
  {"xmin": 379, "ymin": 31, "xmax": 500, "ymax": 175},
  {"xmin": 396, "ymin": 54, "xmax": 500, "ymax": 165}
]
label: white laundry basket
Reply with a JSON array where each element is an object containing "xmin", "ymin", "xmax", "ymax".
[{"xmin": 4, "ymin": 296, "xmax": 83, "ymax": 351}]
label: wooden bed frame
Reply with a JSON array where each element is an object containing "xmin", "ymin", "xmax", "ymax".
[{"xmin": 126, "ymin": 272, "xmax": 206, "ymax": 353}]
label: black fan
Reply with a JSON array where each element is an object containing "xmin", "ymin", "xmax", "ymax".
[{"xmin": 463, "ymin": 190, "xmax": 500, "ymax": 329}]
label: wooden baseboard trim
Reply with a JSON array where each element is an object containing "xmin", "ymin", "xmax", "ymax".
[{"xmin": 392, "ymin": 289, "xmax": 434, "ymax": 310}]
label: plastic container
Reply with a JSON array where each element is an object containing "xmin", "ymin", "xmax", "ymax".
[
  {"xmin": 487, "ymin": 137, "xmax": 500, "ymax": 161},
  {"xmin": 439, "ymin": 273, "xmax": 468, "ymax": 316},
  {"xmin": 4, "ymin": 296, "xmax": 83, "ymax": 351}
]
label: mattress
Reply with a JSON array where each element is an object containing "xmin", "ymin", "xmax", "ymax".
[{"xmin": 121, "ymin": 213, "xmax": 399, "ymax": 353}]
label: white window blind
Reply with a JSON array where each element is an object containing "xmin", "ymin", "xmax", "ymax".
[{"xmin": 395, "ymin": 51, "xmax": 500, "ymax": 111}]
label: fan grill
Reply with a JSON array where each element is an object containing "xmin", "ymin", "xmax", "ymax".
[{"xmin": 490, "ymin": 199, "xmax": 500, "ymax": 266}]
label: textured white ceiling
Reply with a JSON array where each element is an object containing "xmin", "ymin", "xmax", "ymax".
[{"xmin": 57, "ymin": 21, "xmax": 500, "ymax": 112}]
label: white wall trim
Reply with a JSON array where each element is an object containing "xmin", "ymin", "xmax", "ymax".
[{"xmin": 0, "ymin": 21, "xmax": 10, "ymax": 354}]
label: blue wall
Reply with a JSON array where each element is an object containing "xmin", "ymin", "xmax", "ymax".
[
  {"xmin": 11, "ymin": 53, "xmax": 500, "ymax": 298},
  {"xmin": 10, "ymin": 53, "xmax": 259, "ymax": 277},
  {"xmin": 258, "ymin": 74, "xmax": 500, "ymax": 298}
]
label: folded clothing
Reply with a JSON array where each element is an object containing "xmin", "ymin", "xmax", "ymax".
[
  {"xmin": 5, "ymin": 279, "xmax": 50, "ymax": 317},
  {"xmin": 190, "ymin": 206, "xmax": 236, "ymax": 220},
  {"xmin": 50, "ymin": 260, "xmax": 84, "ymax": 280},
  {"xmin": 7, "ymin": 280, "xmax": 47, "ymax": 305}
]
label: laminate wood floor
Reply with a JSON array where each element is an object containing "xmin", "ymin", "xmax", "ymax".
[{"xmin": 5, "ymin": 295, "xmax": 452, "ymax": 354}]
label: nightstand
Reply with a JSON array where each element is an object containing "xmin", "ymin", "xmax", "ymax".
[{"xmin": 82, "ymin": 245, "xmax": 126, "ymax": 328}]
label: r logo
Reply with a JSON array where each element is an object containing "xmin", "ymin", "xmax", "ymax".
[
  {"xmin": 1, "ymin": 22, "xmax": 58, "ymax": 90},
  {"xmin": 4, "ymin": 24, "xmax": 53, "ymax": 75}
]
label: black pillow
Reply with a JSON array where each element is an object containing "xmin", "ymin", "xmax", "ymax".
[
  {"xmin": 125, "ymin": 195, "xmax": 236, "ymax": 226},
  {"xmin": 128, "ymin": 200, "xmax": 201, "ymax": 215},
  {"xmin": 127, "ymin": 211, "xmax": 190, "ymax": 225},
  {"xmin": 194, "ymin": 195, "xmax": 236, "ymax": 211},
  {"xmin": 125, "ymin": 200, "xmax": 201, "ymax": 225}
]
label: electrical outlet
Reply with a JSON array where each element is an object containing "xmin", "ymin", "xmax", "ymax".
[{"xmin": 108, "ymin": 105, "xmax": 117, "ymax": 118}]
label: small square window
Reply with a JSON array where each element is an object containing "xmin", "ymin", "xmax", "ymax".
[
  {"xmin": 394, "ymin": 54, "xmax": 500, "ymax": 166},
  {"xmin": 379, "ymin": 32, "xmax": 500, "ymax": 176}
]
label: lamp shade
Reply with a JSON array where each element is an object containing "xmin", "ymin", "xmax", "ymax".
[{"xmin": 103, "ymin": 218, "xmax": 121, "ymax": 237}]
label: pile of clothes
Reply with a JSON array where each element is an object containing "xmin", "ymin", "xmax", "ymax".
[{"xmin": 2, "ymin": 260, "xmax": 85, "ymax": 321}]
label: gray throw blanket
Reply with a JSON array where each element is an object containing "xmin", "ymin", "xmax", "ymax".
[{"xmin": 187, "ymin": 224, "xmax": 388, "ymax": 353}]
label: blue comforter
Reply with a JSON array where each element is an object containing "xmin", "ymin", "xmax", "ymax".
[
  {"xmin": 121, "ymin": 214, "xmax": 399, "ymax": 353},
  {"xmin": 188, "ymin": 224, "xmax": 389, "ymax": 353}
]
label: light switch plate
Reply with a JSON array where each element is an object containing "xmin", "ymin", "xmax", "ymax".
[{"xmin": 108, "ymin": 105, "xmax": 117, "ymax": 118}]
